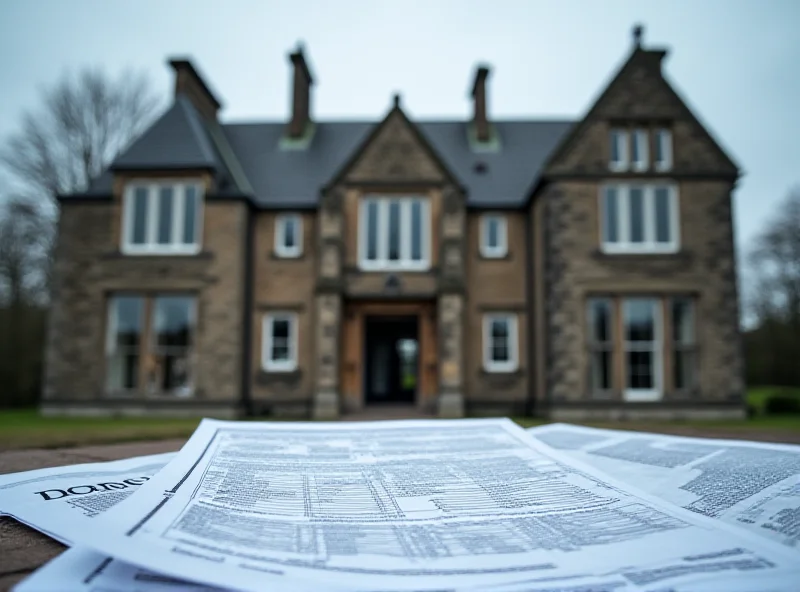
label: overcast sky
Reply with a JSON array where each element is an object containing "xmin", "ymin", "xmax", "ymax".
[{"xmin": 1, "ymin": 0, "xmax": 798, "ymax": 259}]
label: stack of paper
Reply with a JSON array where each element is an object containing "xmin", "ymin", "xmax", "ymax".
[{"xmin": 2, "ymin": 418, "xmax": 799, "ymax": 591}]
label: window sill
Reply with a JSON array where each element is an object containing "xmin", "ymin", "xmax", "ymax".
[
  {"xmin": 256, "ymin": 369, "xmax": 302, "ymax": 386},
  {"xmin": 593, "ymin": 249, "xmax": 692, "ymax": 263},
  {"xmin": 270, "ymin": 251, "xmax": 305, "ymax": 260},
  {"xmin": 357, "ymin": 263, "xmax": 432, "ymax": 273},
  {"xmin": 103, "ymin": 250, "xmax": 213, "ymax": 260},
  {"xmin": 478, "ymin": 250, "xmax": 510, "ymax": 261},
  {"xmin": 481, "ymin": 366, "xmax": 521, "ymax": 375},
  {"xmin": 103, "ymin": 389, "xmax": 197, "ymax": 399}
]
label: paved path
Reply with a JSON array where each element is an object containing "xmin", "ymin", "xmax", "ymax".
[{"xmin": 0, "ymin": 440, "xmax": 183, "ymax": 590}]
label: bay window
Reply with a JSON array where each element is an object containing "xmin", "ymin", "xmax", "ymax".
[
  {"xmin": 359, "ymin": 196, "xmax": 429, "ymax": 270},
  {"xmin": 585, "ymin": 295, "xmax": 697, "ymax": 400},
  {"xmin": 106, "ymin": 293, "xmax": 196, "ymax": 396},
  {"xmin": 601, "ymin": 184, "xmax": 679, "ymax": 253},
  {"xmin": 122, "ymin": 182, "xmax": 203, "ymax": 254}
]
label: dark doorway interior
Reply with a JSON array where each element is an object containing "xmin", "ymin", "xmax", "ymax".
[{"xmin": 364, "ymin": 316, "xmax": 419, "ymax": 405}]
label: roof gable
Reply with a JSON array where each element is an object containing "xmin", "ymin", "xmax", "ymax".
[
  {"xmin": 329, "ymin": 102, "xmax": 458, "ymax": 188},
  {"xmin": 546, "ymin": 47, "xmax": 739, "ymax": 177},
  {"xmin": 112, "ymin": 95, "xmax": 218, "ymax": 171}
]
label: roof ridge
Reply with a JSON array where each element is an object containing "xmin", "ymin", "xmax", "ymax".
[{"xmin": 221, "ymin": 117, "xmax": 577, "ymax": 127}]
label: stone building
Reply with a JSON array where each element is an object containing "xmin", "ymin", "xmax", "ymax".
[{"xmin": 42, "ymin": 27, "xmax": 744, "ymax": 420}]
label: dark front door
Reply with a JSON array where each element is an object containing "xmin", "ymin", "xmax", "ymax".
[{"xmin": 364, "ymin": 316, "xmax": 418, "ymax": 405}]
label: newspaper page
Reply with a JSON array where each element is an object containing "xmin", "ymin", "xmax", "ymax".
[
  {"xmin": 49, "ymin": 418, "xmax": 799, "ymax": 592},
  {"xmin": 0, "ymin": 452, "xmax": 175, "ymax": 545},
  {"xmin": 527, "ymin": 423, "xmax": 800, "ymax": 551}
]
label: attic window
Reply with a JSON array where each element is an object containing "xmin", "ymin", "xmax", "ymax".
[{"xmin": 474, "ymin": 162, "xmax": 488, "ymax": 174}]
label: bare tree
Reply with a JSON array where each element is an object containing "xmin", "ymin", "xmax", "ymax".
[
  {"xmin": 2, "ymin": 67, "xmax": 160, "ymax": 203},
  {"xmin": 0, "ymin": 197, "xmax": 50, "ymax": 307},
  {"xmin": 0, "ymin": 67, "xmax": 160, "ymax": 406},
  {"xmin": 745, "ymin": 187, "xmax": 800, "ymax": 386},
  {"xmin": 0, "ymin": 196, "xmax": 52, "ymax": 406},
  {"xmin": 748, "ymin": 188, "xmax": 800, "ymax": 325}
]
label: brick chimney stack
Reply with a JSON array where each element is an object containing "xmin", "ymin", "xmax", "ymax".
[
  {"xmin": 168, "ymin": 58, "xmax": 222, "ymax": 121},
  {"xmin": 287, "ymin": 43, "xmax": 314, "ymax": 138},
  {"xmin": 471, "ymin": 65, "xmax": 491, "ymax": 143}
]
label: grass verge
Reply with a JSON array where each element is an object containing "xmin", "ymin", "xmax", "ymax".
[{"xmin": 1, "ymin": 389, "xmax": 799, "ymax": 450}]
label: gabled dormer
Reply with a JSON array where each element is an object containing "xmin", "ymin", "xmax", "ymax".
[
  {"xmin": 545, "ymin": 25, "xmax": 739, "ymax": 180},
  {"xmin": 110, "ymin": 59, "xmax": 248, "ymax": 257}
]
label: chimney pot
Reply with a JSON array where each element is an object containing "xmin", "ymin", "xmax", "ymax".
[
  {"xmin": 287, "ymin": 43, "xmax": 315, "ymax": 138},
  {"xmin": 632, "ymin": 24, "xmax": 644, "ymax": 48},
  {"xmin": 168, "ymin": 58, "xmax": 222, "ymax": 121},
  {"xmin": 470, "ymin": 64, "xmax": 491, "ymax": 143},
  {"xmin": 393, "ymin": 93, "xmax": 401, "ymax": 109}
]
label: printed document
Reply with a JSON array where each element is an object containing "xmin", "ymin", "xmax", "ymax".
[
  {"xmin": 13, "ymin": 546, "xmax": 800, "ymax": 592},
  {"xmin": 53, "ymin": 418, "xmax": 800, "ymax": 592},
  {"xmin": 527, "ymin": 423, "xmax": 800, "ymax": 550},
  {"xmin": 0, "ymin": 452, "xmax": 174, "ymax": 545}
]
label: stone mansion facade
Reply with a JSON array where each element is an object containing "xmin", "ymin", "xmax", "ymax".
[{"xmin": 42, "ymin": 27, "xmax": 745, "ymax": 420}]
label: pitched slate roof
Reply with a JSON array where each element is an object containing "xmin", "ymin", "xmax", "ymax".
[
  {"xmin": 113, "ymin": 96, "xmax": 219, "ymax": 171},
  {"xmin": 76, "ymin": 97, "xmax": 574, "ymax": 208}
]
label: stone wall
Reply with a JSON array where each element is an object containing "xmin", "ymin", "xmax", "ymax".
[
  {"xmin": 542, "ymin": 179, "xmax": 743, "ymax": 410},
  {"xmin": 42, "ymin": 198, "xmax": 247, "ymax": 416},
  {"xmin": 464, "ymin": 210, "xmax": 529, "ymax": 414},
  {"xmin": 250, "ymin": 211, "xmax": 317, "ymax": 416}
]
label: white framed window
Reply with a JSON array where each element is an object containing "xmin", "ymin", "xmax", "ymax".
[
  {"xmin": 262, "ymin": 313, "xmax": 298, "ymax": 372},
  {"xmin": 359, "ymin": 196, "xmax": 430, "ymax": 271},
  {"xmin": 654, "ymin": 128, "xmax": 673, "ymax": 171},
  {"xmin": 622, "ymin": 298, "xmax": 662, "ymax": 402},
  {"xmin": 631, "ymin": 129, "xmax": 649, "ymax": 172},
  {"xmin": 480, "ymin": 214, "xmax": 508, "ymax": 258},
  {"xmin": 275, "ymin": 213, "xmax": 303, "ymax": 258},
  {"xmin": 600, "ymin": 184, "xmax": 679, "ymax": 253},
  {"xmin": 482, "ymin": 314, "xmax": 518, "ymax": 373},
  {"xmin": 122, "ymin": 182, "xmax": 203, "ymax": 255},
  {"xmin": 609, "ymin": 129, "xmax": 629, "ymax": 172}
]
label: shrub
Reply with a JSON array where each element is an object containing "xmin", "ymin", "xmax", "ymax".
[{"xmin": 764, "ymin": 394, "xmax": 800, "ymax": 415}]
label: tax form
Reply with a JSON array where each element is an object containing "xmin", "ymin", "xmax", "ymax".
[{"xmin": 42, "ymin": 418, "xmax": 800, "ymax": 592}]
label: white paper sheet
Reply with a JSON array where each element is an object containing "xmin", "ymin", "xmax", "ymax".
[
  {"xmin": 0, "ymin": 452, "xmax": 175, "ymax": 545},
  {"xmin": 527, "ymin": 423, "xmax": 800, "ymax": 551},
  {"xmin": 45, "ymin": 418, "xmax": 800, "ymax": 592},
  {"xmin": 12, "ymin": 547, "xmax": 223, "ymax": 592},
  {"xmin": 14, "ymin": 545, "xmax": 800, "ymax": 592}
]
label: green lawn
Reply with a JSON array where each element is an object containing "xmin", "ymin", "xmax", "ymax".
[
  {"xmin": 0, "ymin": 388, "xmax": 798, "ymax": 450},
  {"xmin": 746, "ymin": 386, "xmax": 800, "ymax": 415},
  {"xmin": 0, "ymin": 409, "xmax": 203, "ymax": 450}
]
